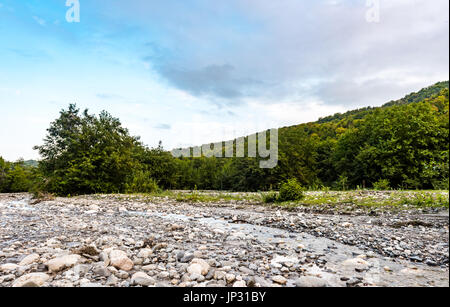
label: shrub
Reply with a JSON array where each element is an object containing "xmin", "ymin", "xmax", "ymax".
[
  {"xmin": 125, "ymin": 171, "xmax": 159, "ymax": 193},
  {"xmin": 262, "ymin": 191, "xmax": 278, "ymax": 203},
  {"xmin": 373, "ymin": 179, "xmax": 390, "ymax": 190},
  {"xmin": 278, "ymin": 178, "xmax": 305, "ymax": 202}
]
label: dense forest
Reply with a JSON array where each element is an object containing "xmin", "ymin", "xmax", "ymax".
[{"xmin": 1, "ymin": 81, "xmax": 448, "ymax": 195}]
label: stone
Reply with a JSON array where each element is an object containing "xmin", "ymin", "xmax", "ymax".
[
  {"xmin": 342, "ymin": 258, "xmax": 370, "ymax": 272},
  {"xmin": 295, "ymin": 276, "xmax": 328, "ymax": 287},
  {"xmin": 272, "ymin": 275, "xmax": 287, "ymax": 285},
  {"xmin": 46, "ymin": 254, "xmax": 81, "ymax": 272},
  {"xmin": 137, "ymin": 248, "xmax": 153, "ymax": 259},
  {"xmin": 19, "ymin": 254, "xmax": 40, "ymax": 266},
  {"xmin": 187, "ymin": 263, "xmax": 203, "ymax": 276},
  {"xmin": 131, "ymin": 272, "xmax": 156, "ymax": 287},
  {"xmin": 0, "ymin": 263, "xmax": 19, "ymax": 272},
  {"xmin": 110, "ymin": 250, "xmax": 133, "ymax": 271},
  {"xmin": 12, "ymin": 273, "xmax": 50, "ymax": 287},
  {"xmin": 80, "ymin": 282, "xmax": 103, "ymax": 287},
  {"xmin": 106, "ymin": 274, "xmax": 119, "ymax": 286},
  {"xmin": 225, "ymin": 273, "xmax": 236, "ymax": 283},
  {"xmin": 233, "ymin": 280, "xmax": 246, "ymax": 287},
  {"xmin": 180, "ymin": 253, "xmax": 195, "ymax": 263},
  {"xmin": 92, "ymin": 263, "xmax": 111, "ymax": 277},
  {"xmin": 190, "ymin": 258, "xmax": 210, "ymax": 275}
]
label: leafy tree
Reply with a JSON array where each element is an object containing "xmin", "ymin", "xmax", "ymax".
[{"xmin": 34, "ymin": 104, "xmax": 145, "ymax": 195}]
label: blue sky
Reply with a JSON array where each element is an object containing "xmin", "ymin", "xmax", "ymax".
[{"xmin": 0, "ymin": 0, "xmax": 449, "ymax": 160}]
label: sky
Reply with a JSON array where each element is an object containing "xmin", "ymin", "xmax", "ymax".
[{"xmin": 0, "ymin": 0, "xmax": 449, "ymax": 161}]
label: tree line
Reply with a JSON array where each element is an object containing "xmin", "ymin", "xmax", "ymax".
[{"xmin": 1, "ymin": 82, "xmax": 448, "ymax": 195}]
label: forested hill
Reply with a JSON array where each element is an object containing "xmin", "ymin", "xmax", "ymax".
[
  {"xmin": 1, "ymin": 82, "xmax": 448, "ymax": 195},
  {"xmin": 182, "ymin": 81, "xmax": 449, "ymax": 191},
  {"xmin": 316, "ymin": 81, "xmax": 449, "ymax": 124}
]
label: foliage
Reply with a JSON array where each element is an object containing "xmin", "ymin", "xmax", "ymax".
[
  {"xmin": 1, "ymin": 81, "xmax": 448, "ymax": 196},
  {"xmin": 34, "ymin": 104, "xmax": 151, "ymax": 195},
  {"xmin": 125, "ymin": 171, "xmax": 159, "ymax": 194},
  {"xmin": 373, "ymin": 179, "xmax": 391, "ymax": 191},
  {"xmin": 261, "ymin": 191, "xmax": 279, "ymax": 203},
  {"xmin": 0, "ymin": 158, "xmax": 37, "ymax": 193},
  {"xmin": 277, "ymin": 178, "xmax": 305, "ymax": 202}
]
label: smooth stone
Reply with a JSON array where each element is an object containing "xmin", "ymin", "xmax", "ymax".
[
  {"xmin": 19, "ymin": 254, "xmax": 40, "ymax": 266},
  {"xmin": 12, "ymin": 273, "xmax": 50, "ymax": 287},
  {"xmin": 110, "ymin": 250, "xmax": 133, "ymax": 271},
  {"xmin": 131, "ymin": 272, "xmax": 156, "ymax": 287},
  {"xmin": 46, "ymin": 254, "xmax": 81, "ymax": 272},
  {"xmin": 295, "ymin": 276, "xmax": 328, "ymax": 287}
]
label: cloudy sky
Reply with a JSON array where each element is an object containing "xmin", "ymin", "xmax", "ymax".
[{"xmin": 0, "ymin": 0, "xmax": 448, "ymax": 160}]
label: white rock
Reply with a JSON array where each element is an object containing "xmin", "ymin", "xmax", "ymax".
[
  {"xmin": 110, "ymin": 249, "xmax": 133, "ymax": 271},
  {"xmin": 46, "ymin": 254, "xmax": 81, "ymax": 272},
  {"xmin": 12, "ymin": 273, "xmax": 50, "ymax": 287},
  {"xmin": 187, "ymin": 263, "xmax": 203, "ymax": 276},
  {"xmin": 137, "ymin": 248, "xmax": 153, "ymax": 259},
  {"xmin": 272, "ymin": 275, "xmax": 287, "ymax": 285},
  {"xmin": 190, "ymin": 258, "xmax": 210, "ymax": 275},
  {"xmin": 342, "ymin": 258, "xmax": 370, "ymax": 271},
  {"xmin": 131, "ymin": 272, "xmax": 156, "ymax": 286},
  {"xmin": 295, "ymin": 276, "xmax": 328, "ymax": 287},
  {"xmin": 19, "ymin": 254, "xmax": 40, "ymax": 266},
  {"xmin": 271, "ymin": 255, "xmax": 299, "ymax": 268},
  {"xmin": 233, "ymin": 280, "xmax": 246, "ymax": 287},
  {"xmin": 0, "ymin": 263, "xmax": 19, "ymax": 272}
]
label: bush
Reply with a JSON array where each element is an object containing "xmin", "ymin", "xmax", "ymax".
[
  {"xmin": 373, "ymin": 179, "xmax": 390, "ymax": 190},
  {"xmin": 125, "ymin": 171, "xmax": 159, "ymax": 193},
  {"xmin": 278, "ymin": 178, "xmax": 305, "ymax": 202},
  {"xmin": 262, "ymin": 191, "xmax": 278, "ymax": 203}
]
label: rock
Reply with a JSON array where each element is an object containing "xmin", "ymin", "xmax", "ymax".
[
  {"xmin": 272, "ymin": 275, "xmax": 287, "ymax": 285},
  {"xmin": 80, "ymin": 282, "xmax": 103, "ymax": 287},
  {"xmin": 106, "ymin": 274, "xmax": 119, "ymax": 286},
  {"xmin": 214, "ymin": 271, "xmax": 226, "ymax": 280},
  {"xmin": 19, "ymin": 254, "xmax": 40, "ymax": 266},
  {"xmin": 46, "ymin": 254, "xmax": 81, "ymax": 272},
  {"xmin": 0, "ymin": 263, "xmax": 19, "ymax": 272},
  {"xmin": 346, "ymin": 277, "xmax": 363, "ymax": 287},
  {"xmin": 225, "ymin": 273, "xmax": 236, "ymax": 283},
  {"xmin": 137, "ymin": 248, "xmax": 153, "ymax": 259},
  {"xmin": 233, "ymin": 280, "xmax": 246, "ymax": 287},
  {"xmin": 116, "ymin": 270, "xmax": 130, "ymax": 279},
  {"xmin": 12, "ymin": 273, "xmax": 50, "ymax": 287},
  {"xmin": 189, "ymin": 258, "xmax": 210, "ymax": 275},
  {"xmin": 270, "ymin": 255, "xmax": 299, "ymax": 268},
  {"xmin": 110, "ymin": 250, "xmax": 133, "ymax": 271},
  {"xmin": 99, "ymin": 251, "xmax": 110, "ymax": 266},
  {"xmin": 187, "ymin": 263, "xmax": 203, "ymax": 276},
  {"xmin": 342, "ymin": 258, "xmax": 370, "ymax": 272},
  {"xmin": 73, "ymin": 264, "xmax": 91, "ymax": 277},
  {"xmin": 131, "ymin": 272, "xmax": 156, "ymax": 287},
  {"xmin": 295, "ymin": 276, "xmax": 328, "ymax": 287},
  {"xmin": 341, "ymin": 222, "xmax": 352, "ymax": 228},
  {"xmin": 170, "ymin": 224, "xmax": 184, "ymax": 231},
  {"xmin": 76, "ymin": 245, "xmax": 99, "ymax": 256},
  {"xmin": 181, "ymin": 254, "xmax": 194, "ymax": 263},
  {"xmin": 92, "ymin": 263, "xmax": 111, "ymax": 277}
]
